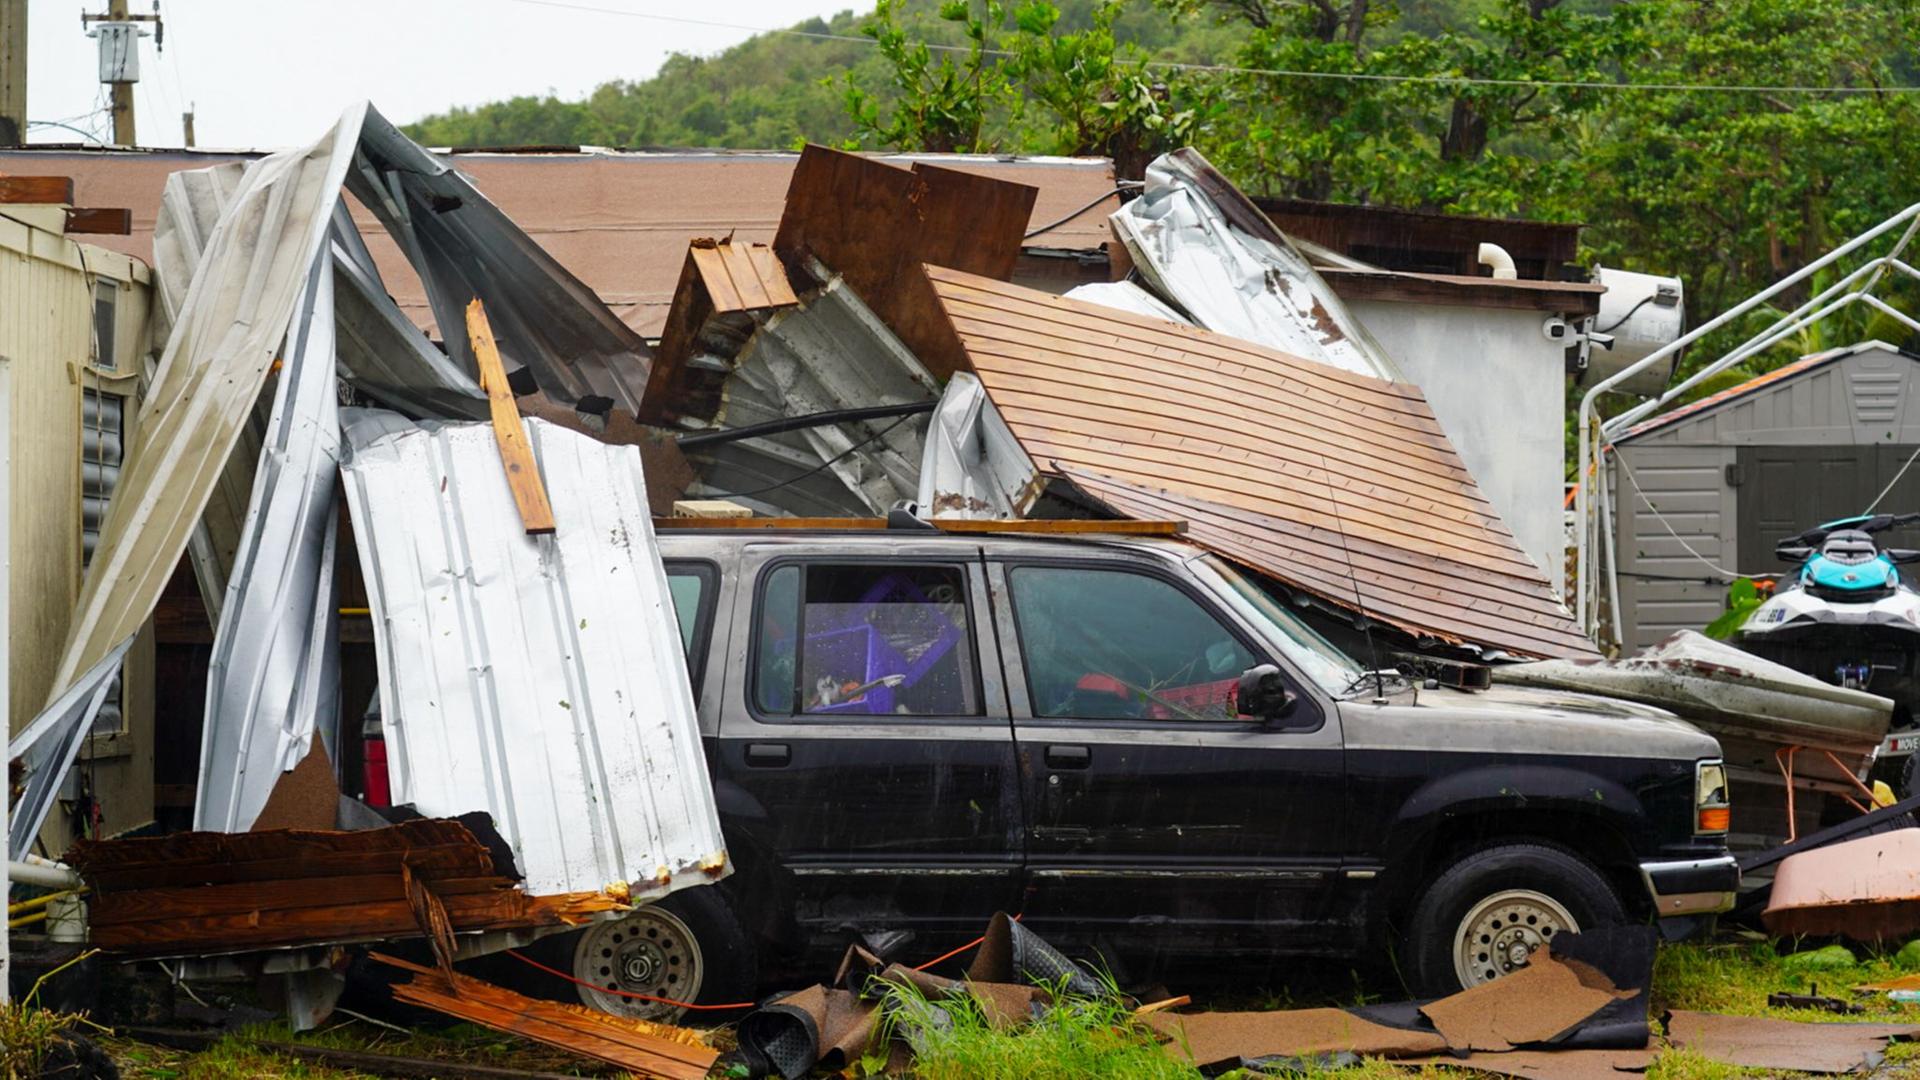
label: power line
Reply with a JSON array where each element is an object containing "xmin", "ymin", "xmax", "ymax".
[{"xmin": 499, "ymin": 0, "xmax": 1920, "ymax": 97}]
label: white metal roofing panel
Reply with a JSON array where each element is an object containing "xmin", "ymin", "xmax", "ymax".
[{"xmin": 339, "ymin": 410, "xmax": 727, "ymax": 899}]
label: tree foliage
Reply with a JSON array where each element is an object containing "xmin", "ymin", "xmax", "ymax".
[{"xmin": 406, "ymin": 0, "xmax": 1920, "ymax": 415}]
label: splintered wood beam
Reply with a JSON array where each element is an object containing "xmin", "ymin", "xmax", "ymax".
[{"xmin": 465, "ymin": 299, "xmax": 556, "ymax": 535}]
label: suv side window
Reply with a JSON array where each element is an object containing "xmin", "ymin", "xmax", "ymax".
[
  {"xmin": 1008, "ymin": 564, "xmax": 1257, "ymax": 722},
  {"xmin": 662, "ymin": 560, "xmax": 717, "ymax": 703},
  {"xmin": 753, "ymin": 562, "xmax": 982, "ymax": 718}
]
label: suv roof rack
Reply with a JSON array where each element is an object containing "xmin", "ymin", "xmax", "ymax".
[{"xmin": 652, "ymin": 515, "xmax": 1187, "ymax": 536}]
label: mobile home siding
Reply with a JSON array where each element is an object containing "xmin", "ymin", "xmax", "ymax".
[{"xmin": 0, "ymin": 208, "xmax": 156, "ymax": 845}]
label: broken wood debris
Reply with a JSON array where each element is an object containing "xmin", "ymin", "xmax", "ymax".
[
  {"xmin": 374, "ymin": 952, "xmax": 719, "ymax": 1080},
  {"xmin": 466, "ymin": 298, "xmax": 557, "ymax": 536},
  {"xmin": 66, "ymin": 820, "xmax": 624, "ymax": 958}
]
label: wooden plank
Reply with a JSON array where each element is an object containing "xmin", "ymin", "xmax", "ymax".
[
  {"xmin": 70, "ymin": 820, "xmax": 490, "ymax": 872},
  {"xmin": 88, "ymin": 874, "xmax": 517, "ymax": 926},
  {"xmin": 465, "ymin": 299, "xmax": 556, "ymax": 535},
  {"xmin": 653, "ymin": 516, "xmax": 886, "ymax": 531},
  {"xmin": 376, "ymin": 953, "xmax": 719, "ymax": 1079},
  {"xmin": 88, "ymin": 892, "xmax": 572, "ymax": 954},
  {"xmin": 0, "ymin": 175, "xmax": 74, "ymax": 204},
  {"xmin": 933, "ymin": 518, "xmax": 1185, "ymax": 536},
  {"xmin": 77, "ymin": 843, "xmax": 495, "ymax": 892},
  {"xmin": 63, "ymin": 207, "xmax": 132, "ymax": 235}
]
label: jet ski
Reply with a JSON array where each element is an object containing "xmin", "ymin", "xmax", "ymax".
[
  {"xmin": 1739, "ymin": 513, "xmax": 1920, "ymax": 694},
  {"xmin": 1737, "ymin": 513, "xmax": 1920, "ymax": 790}
]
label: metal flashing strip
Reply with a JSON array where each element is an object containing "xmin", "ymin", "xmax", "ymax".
[{"xmin": 339, "ymin": 410, "xmax": 726, "ymax": 898}]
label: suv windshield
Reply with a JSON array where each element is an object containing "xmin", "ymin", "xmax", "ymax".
[{"xmin": 1199, "ymin": 555, "xmax": 1364, "ymax": 696}]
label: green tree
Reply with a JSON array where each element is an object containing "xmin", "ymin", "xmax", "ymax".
[{"xmin": 842, "ymin": 0, "xmax": 1014, "ymax": 152}]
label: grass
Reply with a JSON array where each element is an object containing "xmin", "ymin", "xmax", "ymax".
[{"xmin": 10, "ymin": 935, "xmax": 1920, "ymax": 1078}]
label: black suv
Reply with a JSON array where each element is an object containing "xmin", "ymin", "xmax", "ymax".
[{"xmin": 516, "ymin": 527, "xmax": 1736, "ymax": 1019}]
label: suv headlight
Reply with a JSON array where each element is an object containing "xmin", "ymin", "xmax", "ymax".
[{"xmin": 1695, "ymin": 759, "xmax": 1730, "ymax": 835}]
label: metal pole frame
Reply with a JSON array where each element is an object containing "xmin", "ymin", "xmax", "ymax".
[{"xmin": 1575, "ymin": 202, "xmax": 1920, "ymax": 634}]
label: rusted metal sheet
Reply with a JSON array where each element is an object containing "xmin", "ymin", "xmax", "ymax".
[
  {"xmin": 65, "ymin": 820, "xmax": 626, "ymax": 959},
  {"xmin": 1765, "ymin": 829, "xmax": 1920, "ymax": 941},
  {"xmin": 639, "ymin": 238, "xmax": 799, "ymax": 425},
  {"xmin": 925, "ymin": 266, "xmax": 1596, "ymax": 659},
  {"xmin": 774, "ymin": 145, "xmax": 1037, "ymax": 382},
  {"xmin": 375, "ymin": 952, "xmax": 718, "ymax": 1079}
]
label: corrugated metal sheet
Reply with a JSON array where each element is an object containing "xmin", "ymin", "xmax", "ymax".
[
  {"xmin": 1111, "ymin": 149, "xmax": 1401, "ymax": 382},
  {"xmin": 328, "ymin": 201, "xmax": 488, "ymax": 421},
  {"xmin": 681, "ymin": 275, "xmax": 937, "ymax": 518},
  {"xmin": 46, "ymin": 105, "xmax": 363, "ymax": 726},
  {"xmin": 925, "ymin": 266, "xmax": 1596, "ymax": 659},
  {"xmin": 345, "ymin": 109, "xmax": 653, "ymax": 417},
  {"xmin": 194, "ymin": 247, "xmax": 343, "ymax": 833},
  {"xmin": 338, "ymin": 410, "xmax": 726, "ymax": 898}
]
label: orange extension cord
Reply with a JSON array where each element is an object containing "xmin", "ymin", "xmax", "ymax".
[{"xmin": 503, "ymin": 914, "xmax": 1023, "ymax": 1012}]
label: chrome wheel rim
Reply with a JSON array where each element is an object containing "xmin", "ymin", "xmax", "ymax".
[
  {"xmin": 1451, "ymin": 889, "xmax": 1578, "ymax": 989},
  {"xmin": 571, "ymin": 906, "xmax": 704, "ymax": 1020}
]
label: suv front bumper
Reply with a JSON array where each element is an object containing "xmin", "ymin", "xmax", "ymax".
[{"xmin": 1639, "ymin": 855, "xmax": 1740, "ymax": 916}]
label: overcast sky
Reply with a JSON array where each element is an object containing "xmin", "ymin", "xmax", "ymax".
[{"xmin": 24, "ymin": 0, "xmax": 856, "ymax": 148}]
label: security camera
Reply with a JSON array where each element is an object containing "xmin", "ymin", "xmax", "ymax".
[{"xmin": 1543, "ymin": 317, "xmax": 1570, "ymax": 341}]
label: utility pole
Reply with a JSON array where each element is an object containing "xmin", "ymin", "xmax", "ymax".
[
  {"xmin": 81, "ymin": 0, "xmax": 161, "ymax": 147},
  {"xmin": 181, "ymin": 105, "xmax": 195, "ymax": 147},
  {"xmin": 0, "ymin": 0, "xmax": 25, "ymax": 146}
]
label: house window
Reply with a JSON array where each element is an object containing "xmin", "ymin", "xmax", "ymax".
[
  {"xmin": 81, "ymin": 386, "xmax": 126, "ymax": 736},
  {"xmin": 91, "ymin": 280, "xmax": 118, "ymax": 371}
]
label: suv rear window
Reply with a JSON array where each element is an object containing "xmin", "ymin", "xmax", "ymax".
[
  {"xmin": 1008, "ymin": 565, "xmax": 1256, "ymax": 723},
  {"xmin": 752, "ymin": 563, "xmax": 981, "ymax": 718}
]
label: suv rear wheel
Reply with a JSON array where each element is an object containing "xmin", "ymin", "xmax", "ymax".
[
  {"xmin": 519, "ymin": 885, "xmax": 758, "ymax": 1022},
  {"xmin": 1404, "ymin": 842, "xmax": 1624, "ymax": 996}
]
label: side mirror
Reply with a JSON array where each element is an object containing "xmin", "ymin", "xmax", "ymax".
[
  {"xmin": 1237, "ymin": 664, "xmax": 1298, "ymax": 724},
  {"xmin": 1888, "ymin": 549, "xmax": 1920, "ymax": 565},
  {"xmin": 1776, "ymin": 544, "xmax": 1814, "ymax": 563}
]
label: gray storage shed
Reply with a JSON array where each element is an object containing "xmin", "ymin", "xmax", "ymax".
[{"xmin": 1610, "ymin": 341, "xmax": 1920, "ymax": 653}]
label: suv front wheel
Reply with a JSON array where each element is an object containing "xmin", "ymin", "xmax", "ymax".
[{"xmin": 1403, "ymin": 842, "xmax": 1624, "ymax": 996}]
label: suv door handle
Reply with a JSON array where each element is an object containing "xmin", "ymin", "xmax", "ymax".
[
  {"xmin": 745, "ymin": 743, "xmax": 790, "ymax": 768},
  {"xmin": 1045, "ymin": 744, "xmax": 1091, "ymax": 770}
]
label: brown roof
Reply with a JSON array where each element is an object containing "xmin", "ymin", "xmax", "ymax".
[
  {"xmin": 0, "ymin": 147, "xmax": 1117, "ymax": 340},
  {"xmin": 925, "ymin": 265, "xmax": 1596, "ymax": 659}
]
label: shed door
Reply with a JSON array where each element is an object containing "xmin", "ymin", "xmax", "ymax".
[{"xmin": 1736, "ymin": 446, "xmax": 1920, "ymax": 571}]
